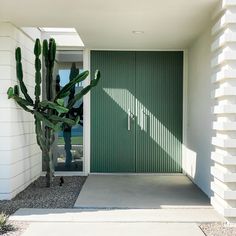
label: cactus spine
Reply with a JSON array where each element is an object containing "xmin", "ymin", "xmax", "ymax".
[{"xmin": 7, "ymin": 38, "xmax": 100, "ymax": 187}]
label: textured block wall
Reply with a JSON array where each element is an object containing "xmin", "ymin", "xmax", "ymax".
[
  {"xmin": 0, "ymin": 23, "xmax": 42, "ymax": 200},
  {"xmin": 211, "ymin": 0, "xmax": 236, "ymax": 222}
]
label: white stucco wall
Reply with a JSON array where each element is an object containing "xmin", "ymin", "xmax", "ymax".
[
  {"xmin": 185, "ymin": 26, "xmax": 213, "ymax": 197},
  {"xmin": 0, "ymin": 23, "xmax": 42, "ymax": 200}
]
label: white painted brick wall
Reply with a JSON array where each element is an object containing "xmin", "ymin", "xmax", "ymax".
[
  {"xmin": 211, "ymin": 0, "xmax": 236, "ymax": 223},
  {"xmin": 0, "ymin": 23, "xmax": 42, "ymax": 200}
]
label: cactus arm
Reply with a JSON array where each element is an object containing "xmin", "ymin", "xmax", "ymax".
[
  {"xmin": 43, "ymin": 40, "xmax": 50, "ymax": 100},
  {"xmin": 55, "ymin": 75, "xmax": 61, "ymax": 95},
  {"xmin": 68, "ymin": 63, "xmax": 78, "ymax": 103},
  {"xmin": 48, "ymin": 39, "xmax": 56, "ymax": 99},
  {"xmin": 14, "ymin": 97, "xmax": 34, "ymax": 113},
  {"xmin": 91, "ymin": 70, "xmax": 101, "ymax": 86},
  {"xmin": 49, "ymin": 38, "xmax": 56, "ymax": 62},
  {"xmin": 38, "ymin": 101, "xmax": 69, "ymax": 114},
  {"xmin": 15, "ymin": 48, "xmax": 34, "ymax": 105},
  {"xmin": 7, "ymin": 88, "xmax": 33, "ymax": 113},
  {"xmin": 35, "ymin": 117, "xmax": 47, "ymax": 153},
  {"xmin": 34, "ymin": 111, "xmax": 62, "ymax": 131},
  {"xmin": 7, "ymin": 87, "xmax": 14, "ymax": 98},
  {"xmin": 55, "ymin": 70, "xmax": 89, "ymax": 100},
  {"xmin": 41, "ymin": 112, "xmax": 76, "ymax": 126},
  {"xmin": 7, "ymin": 87, "xmax": 32, "ymax": 105},
  {"xmin": 14, "ymin": 96, "xmax": 33, "ymax": 107},
  {"xmin": 43, "ymin": 39, "xmax": 56, "ymax": 101},
  {"xmin": 14, "ymin": 85, "xmax": 19, "ymax": 96},
  {"xmin": 34, "ymin": 39, "xmax": 42, "ymax": 107},
  {"xmin": 67, "ymin": 85, "xmax": 92, "ymax": 109},
  {"xmin": 67, "ymin": 70, "xmax": 101, "ymax": 109},
  {"xmin": 42, "ymin": 40, "xmax": 49, "ymax": 65},
  {"xmin": 56, "ymin": 98, "xmax": 64, "ymax": 107},
  {"xmin": 48, "ymin": 115, "xmax": 76, "ymax": 126}
]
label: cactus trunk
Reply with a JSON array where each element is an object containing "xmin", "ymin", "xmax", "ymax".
[
  {"xmin": 62, "ymin": 63, "xmax": 79, "ymax": 168},
  {"xmin": 63, "ymin": 129, "xmax": 72, "ymax": 168},
  {"xmin": 44, "ymin": 127, "xmax": 54, "ymax": 187}
]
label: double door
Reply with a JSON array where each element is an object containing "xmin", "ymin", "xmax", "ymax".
[{"xmin": 91, "ymin": 51, "xmax": 183, "ymax": 173}]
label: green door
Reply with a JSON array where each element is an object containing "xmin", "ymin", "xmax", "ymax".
[
  {"xmin": 91, "ymin": 51, "xmax": 183, "ymax": 173},
  {"xmin": 135, "ymin": 52, "xmax": 183, "ymax": 173},
  {"xmin": 90, "ymin": 51, "xmax": 136, "ymax": 172}
]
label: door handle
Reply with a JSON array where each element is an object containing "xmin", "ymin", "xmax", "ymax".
[
  {"xmin": 128, "ymin": 109, "xmax": 134, "ymax": 131},
  {"xmin": 140, "ymin": 109, "xmax": 145, "ymax": 131}
]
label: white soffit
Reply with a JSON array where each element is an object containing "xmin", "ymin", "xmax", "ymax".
[
  {"xmin": 39, "ymin": 28, "xmax": 84, "ymax": 47},
  {"xmin": 0, "ymin": 0, "xmax": 218, "ymax": 49}
]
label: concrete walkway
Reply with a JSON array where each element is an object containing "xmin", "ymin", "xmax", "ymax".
[
  {"xmin": 11, "ymin": 208, "xmax": 224, "ymax": 236},
  {"xmin": 75, "ymin": 175, "xmax": 210, "ymax": 208},
  {"xmin": 21, "ymin": 222, "xmax": 205, "ymax": 236},
  {"xmin": 10, "ymin": 208, "xmax": 224, "ymax": 223}
]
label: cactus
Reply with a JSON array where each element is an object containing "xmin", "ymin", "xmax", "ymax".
[
  {"xmin": 7, "ymin": 38, "xmax": 100, "ymax": 187},
  {"xmin": 59, "ymin": 63, "xmax": 82, "ymax": 169}
]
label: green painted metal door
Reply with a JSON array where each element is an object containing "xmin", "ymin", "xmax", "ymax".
[
  {"xmin": 91, "ymin": 51, "xmax": 183, "ymax": 173},
  {"xmin": 135, "ymin": 52, "xmax": 183, "ymax": 173},
  {"xmin": 90, "ymin": 51, "xmax": 136, "ymax": 172}
]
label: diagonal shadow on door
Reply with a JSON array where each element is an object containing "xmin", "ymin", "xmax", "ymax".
[
  {"xmin": 90, "ymin": 51, "xmax": 183, "ymax": 173},
  {"xmin": 102, "ymin": 88, "xmax": 182, "ymax": 173}
]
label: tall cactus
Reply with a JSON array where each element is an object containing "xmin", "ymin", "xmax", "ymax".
[
  {"xmin": 60, "ymin": 63, "xmax": 81, "ymax": 169},
  {"xmin": 7, "ymin": 38, "xmax": 100, "ymax": 187}
]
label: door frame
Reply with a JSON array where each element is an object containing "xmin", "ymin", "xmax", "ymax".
[{"xmin": 83, "ymin": 49, "xmax": 188, "ymax": 175}]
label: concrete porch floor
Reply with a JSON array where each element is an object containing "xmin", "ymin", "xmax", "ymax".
[
  {"xmin": 11, "ymin": 175, "xmax": 223, "ymax": 236},
  {"xmin": 74, "ymin": 175, "xmax": 211, "ymax": 209}
]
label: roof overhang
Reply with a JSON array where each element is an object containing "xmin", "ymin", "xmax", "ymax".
[{"xmin": 0, "ymin": 0, "xmax": 218, "ymax": 49}]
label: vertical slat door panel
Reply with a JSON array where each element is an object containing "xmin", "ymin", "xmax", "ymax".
[
  {"xmin": 90, "ymin": 51, "xmax": 183, "ymax": 173},
  {"xmin": 90, "ymin": 51, "xmax": 136, "ymax": 172},
  {"xmin": 135, "ymin": 52, "xmax": 183, "ymax": 173}
]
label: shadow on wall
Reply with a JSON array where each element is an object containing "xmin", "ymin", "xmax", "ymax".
[
  {"xmin": 184, "ymin": 25, "xmax": 214, "ymax": 198},
  {"xmin": 184, "ymin": 148, "xmax": 197, "ymax": 179}
]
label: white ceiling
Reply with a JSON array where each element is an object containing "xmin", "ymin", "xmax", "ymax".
[{"xmin": 0, "ymin": 0, "xmax": 218, "ymax": 49}]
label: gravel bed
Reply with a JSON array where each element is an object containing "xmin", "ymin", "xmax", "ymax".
[
  {"xmin": 0, "ymin": 176, "xmax": 86, "ymax": 216},
  {"xmin": 200, "ymin": 223, "xmax": 236, "ymax": 236}
]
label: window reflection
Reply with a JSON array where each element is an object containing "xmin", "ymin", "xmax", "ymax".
[{"xmin": 54, "ymin": 65, "xmax": 83, "ymax": 171}]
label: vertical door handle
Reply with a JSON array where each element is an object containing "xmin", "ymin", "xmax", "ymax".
[
  {"xmin": 128, "ymin": 109, "xmax": 134, "ymax": 131},
  {"xmin": 140, "ymin": 109, "xmax": 145, "ymax": 131}
]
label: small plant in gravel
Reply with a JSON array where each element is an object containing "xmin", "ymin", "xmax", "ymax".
[{"xmin": 0, "ymin": 213, "xmax": 15, "ymax": 234}]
